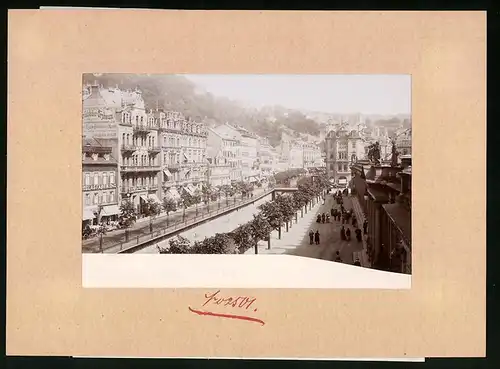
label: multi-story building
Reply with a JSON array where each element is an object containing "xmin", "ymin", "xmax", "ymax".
[
  {"xmin": 82, "ymin": 82, "xmax": 208, "ymax": 217},
  {"xmin": 116, "ymin": 88, "xmax": 162, "ymax": 215},
  {"xmin": 350, "ymin": 156, "xmax": 412, "ymax": 274},
  {"xmin": 206, "ymin": 146, "xmax": 232, "ymax": 187},
  {"xmin": 279, "ymin": 132, "xmax": 305, "ymax": 169},
  {"xmin": 82, "ymin": 137, "xmax": 120, "ymax": 228},
  {"xmin": 225, "ymin": 123, "xmax": 260, "ymax": 180},
  {"xmin": 257, "ymin": 136, "xmax": 276, "ymax": 177},
  {"xmin": 302, "ymin": 141, "xmax": 322, "ymax": 169},
  {"xmin": 207, "ymin": 127, "xmax": 242, "ymax": 183},
  {"xmin": 159, "ymin": 110, "xmax": 208, "ymax": 202},
  {"xmin": 325, "ymin": 124, "xmax": 365, "ymax": 187}
]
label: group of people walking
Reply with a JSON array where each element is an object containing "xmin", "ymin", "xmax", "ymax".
[
  {"xmin": 308, "ymin": 190, "xmax": 370, "ymax": 264},
  {"xmin": 308, "ymin": 229, "xmax": 321, "ymax": 245}
]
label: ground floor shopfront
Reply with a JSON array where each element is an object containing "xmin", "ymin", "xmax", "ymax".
[{"xmin": 82, "ymin": 203, "xmax": 120, "ymax": 227}]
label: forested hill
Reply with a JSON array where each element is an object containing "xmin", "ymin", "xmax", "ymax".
[{"xmin": 83, "ymin": 73, "xmax": 321, "ymax": 146}]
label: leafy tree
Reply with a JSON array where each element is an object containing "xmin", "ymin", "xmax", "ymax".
[
  {"xmin": 158, "ymin": 235, "xmax": 191, "ymax": 254},
  {"xmin": 162, "ymin": 197, "xmax": 177, "ymax": 226},
  {"xmin": 220, "ymin": 184, "xmax": 235, "ymax": 205},
  {"xmin": 249, "ymin": 214, "xmax": 273, "ymax": 252},
  {"xmin": 259, "ymin": 200, "xmax": 285, "ymax": 239},
  {"xmin": 274, "ymin": 194, "xmax": 296, "ymax": 232},
  {"xmin": 229, "ymin": 222, "xmax": 254, "ymax": 254},
  {"xmin": 292, "ymin": 190, "xmax": 309, "ymax": 216},
  {"xmin": 191, "ymin": 233, "xmax": 236, "ymax": 254},
  {"xmin": 201, "ymin": 183, "xmax": 213, "ymax": 204},
  {"xmin": 118, "ymin": 199, "xmax": 137, "ymax": 242},
  {"xmin": 144, "ymin": 197, "xmax": 162, "ymax": 232}
]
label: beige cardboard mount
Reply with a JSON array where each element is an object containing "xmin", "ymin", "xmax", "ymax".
[{"xmin": 7, "ymin": 10, "xmax": 486, "ymax": 358}]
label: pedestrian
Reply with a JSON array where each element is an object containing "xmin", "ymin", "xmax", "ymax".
[
  {"xmin": 309, "ymin": 230, "xmax": 314, "ymax": 245},
  {"xmin": 330, "ymin": 208, "xmax": 334, "ymax": 216},
  {"xmin": 326, "ymin": 214, "xmax": 330, "ymax": 223},
  {"xmin": 352, "ymin": 215, "xmax": 357, "ymax": 227},
  {"xmin": 346, "ymin": 227, "xmax": 351, "ymax": 241},
  {"xmin": 316, "ymin": 214, "xmax": 321, "ymax": 223},
  {"xmin": 315, "ymin": 230, "xmax": 320, "ymax": 245},
  {"xmin": 340, "ymin": 226, "xmax": 346, "ymax": 241},
  {"xmin": 355, "ymin": 227, "xmax": 362, "ymax": 242},
  {"xmin": 335, "ymin": 251, "xmax": 342, "ymax": 262},
  {"xmin": 363, "ymin": 219, "xmax": 368, "ymax": 235},
  {"xmin": 321, "ymin": 213, "xmax": 326, "ymax": 223},
  {"xmin": 354, "ymin": 259, "xmax": 361, "ymax": 266}
]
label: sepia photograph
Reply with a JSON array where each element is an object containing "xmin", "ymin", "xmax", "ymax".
[{"xmin": 82, "ymin": 74, "xmax": 412, "ymax": 277}]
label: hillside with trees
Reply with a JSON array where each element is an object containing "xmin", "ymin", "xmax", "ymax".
[{"xmin": 83, "ymin": 73, "xmax": 321, "ymax": 146}]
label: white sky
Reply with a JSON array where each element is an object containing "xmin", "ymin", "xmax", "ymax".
[{"xmin": 183, "ymin": 74, "xmax": 411, "ymax": 115}]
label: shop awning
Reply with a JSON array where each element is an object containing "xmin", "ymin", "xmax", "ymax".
[
  {"xmin": 338, "ymin": 178, "xmax": 348, "ymax": 184},
  {"xmin": 148, "ymin": 194, "xmax": 160, "ymax": 203},
  {"xmin": 101, "ymin": 204, "xmax": 120, "ymax": 216},
  {"xmin": 183, "ymin": 186, "xmax": 194, "ymax": 196},
  {"xmin": 168, "ymin": 188, "xmax": 181, "ymax": 200},
  {"xmin": 140, "ymin": 194, "xmax": 149, "ymax": 202},
  {"xmin": 82, "ymin": 208, "xmax": 95, "ymax": 221},
  {"xmin": 163, "ymin": 169, "xmax": 172, "ymax": 177}
]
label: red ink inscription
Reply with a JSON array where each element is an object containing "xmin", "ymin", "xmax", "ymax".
[{"xmin": 189, "ymin": 290, "xmax": 264, "ymax": 326}]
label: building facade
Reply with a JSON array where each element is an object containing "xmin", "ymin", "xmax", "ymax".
[
  {"xmin": 350, "ymin": 158, "xmax": 412, "ymax": 274},
  {"xmin": 325, "ymin": 127, "xmax": 365, "ymax": 186},
  {"xmin": 256, "ymin": 136, "xmax": 276, "ymax": 177},
  {"xmin": 82, "ymin": 82, "xmax": 209, "ymax": 218},
  {"xmin": 159, "ymin": 110, "xmax": 208, "ymax": 203},
  {"xmin": 82, "ymin": 138, "xmax": 119, "ymax": 227},
  {"xmin": 207, "ymin": 127, "xmax": 242, "ymax": 183}
]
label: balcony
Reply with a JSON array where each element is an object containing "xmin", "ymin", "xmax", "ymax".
[
  {"xmin": 121, "ymin": 184, "xmax": 159, "ymax": 193},
  {"xmin": 147, "ymin": 146, "xmax": 161, "ymax": 154},
  {"xmin": 133, "ymin": 124, "xmax": 152, "ymax": 134},
  {"xmin": 120, "ymin": 165, "xmax": 161, "ymax": 172},
  {"xmin": 83, "ymin": 183, "xmax": 117, "ymax": 191},
  {"xmin": 121, "ymin": 144, "xmax": 138, "ymax": 153},
  {"xmin": 166, "ymin": 162, "xmax": 181, "ymax": 169}
]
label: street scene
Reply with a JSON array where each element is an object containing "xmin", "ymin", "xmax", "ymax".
[{"xmin": 82, "ymin": 74, "xmax": 412, "ymax": 274}]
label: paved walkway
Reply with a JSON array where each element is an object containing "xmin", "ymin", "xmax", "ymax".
[
  {"xmin": 245, "ymin": 194, "xmax": 365, "ymax": 266},
  {"xmin": 139, "ymin": 194, "xmax": 273, "ymax": 254},
  {"xmin": 82, "ymin": 188, "xmax": 269, "ymax": 253}
]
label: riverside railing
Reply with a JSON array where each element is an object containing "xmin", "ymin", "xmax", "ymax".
[{"xmin": 85, "ymin": 188, "xmax": 274, "ymax": 254}]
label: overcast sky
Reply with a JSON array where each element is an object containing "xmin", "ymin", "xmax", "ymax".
[{"xmin": 183, "ymin": 74, "xmax": 411, "ymax": 116}]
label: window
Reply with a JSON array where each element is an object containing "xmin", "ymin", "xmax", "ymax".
[
  {"xmin": 110, "ymin": 191, "xmax": 115, "ymax": 203},
  {"xmin": 136, "ymin": 116, "xmax": 139, "ymax": 124},
  {"xmin": 110, "ymin": 172, "xmax": 115, "ymax": 184},
  {"xmin": 93, "ymin": 173, "xmax": 98, "ymax": 185},
  {"xmin": 103, "ymin": 172, "xmax": 108, "ymax": 186},
  {"xmin": 85, "ymin": 173, "xmax": 90, "ymax": 185},
  {"xmin": 85, "ymin": 193, "xmax": 90, "ymax": 206},
  {"xmin": 103, "ymin": 192, "xmax": 108, "ymax": 203},
  {"xmin": 93, "ymin": 193, "xmax": 99, "ymax": 205}
]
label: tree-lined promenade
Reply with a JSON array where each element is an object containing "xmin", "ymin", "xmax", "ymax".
[
  {"xmin": 158, "ymin": 175, "xmax": 330, "ymax": 254},
  {"xmin": 82, "ymin": 181, "xmax": 274, "ymax": 252}
]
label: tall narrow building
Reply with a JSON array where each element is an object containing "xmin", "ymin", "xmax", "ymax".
[{"xmin": 325, "ymin": 125, "xmax": 364, "ymax": 187}]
